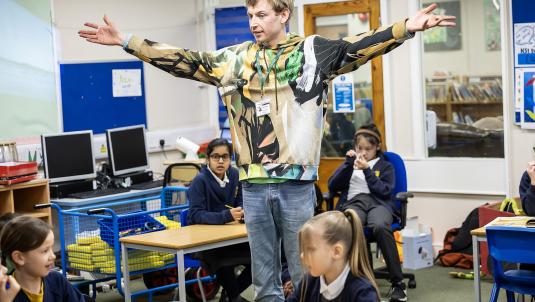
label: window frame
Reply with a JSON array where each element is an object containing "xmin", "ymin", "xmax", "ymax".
[{"xmin": 380, "ymin": 0, "xmax": 512, "ymax": 196}]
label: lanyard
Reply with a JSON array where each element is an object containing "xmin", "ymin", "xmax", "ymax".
[{"xmin": 255, "ymin": 47, "xmax": 285, "ymax": 97}]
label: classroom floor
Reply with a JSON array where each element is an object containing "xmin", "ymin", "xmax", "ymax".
[{"xmin": 95, "ymin": 259, "xmax": 512, "ymax": 302}]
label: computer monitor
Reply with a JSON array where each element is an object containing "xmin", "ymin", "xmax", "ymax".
[
  {"xmin": 41, "ymin": 130, "xmax": 96, "ymax": 183},
  {"xmin": 106, "ymin": 125, "xmax": 149, "ymax": 176}
]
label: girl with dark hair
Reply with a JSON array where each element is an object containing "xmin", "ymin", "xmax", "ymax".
[
  {"xmin": 328, "ymin": 124, "xmax": 407, "ymax": 302},
  {"xmin": 287, "ymin": 209, "xmax": 379, "ymax": 302},
  {"xmin": 0, "ymin": 215, "xmax": 86, "ymax": 302},
  {"xmin": 187, "ymin": 138, "xmax": 252, "ymax": 302}
]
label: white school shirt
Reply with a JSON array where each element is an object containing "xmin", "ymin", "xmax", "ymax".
[
  {"xmin": 346, "ymin": 157, "xmax": 380, "ymax": 201},
  {"xmin": 320, "ymin": 263, "xmax": 351, "ymax": 300},
  {"xmin": 207, "ymin": 166, "xmax": 229, "ymax": 188}
]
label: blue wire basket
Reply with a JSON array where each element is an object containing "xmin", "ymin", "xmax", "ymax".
[{"xmin": 97, "ymin": 213, "xmax": 165, "ymax": 246}]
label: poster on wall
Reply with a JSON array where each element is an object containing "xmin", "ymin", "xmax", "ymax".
[
  {"xmin": 514, "ymin": 23, "xmax": 535, "ymax": 67},
  {"xmin": 422, "ymin": 1, "xmax": 462, "ymax": 51},
  {"xmin": 112, "ymin": 69, "xmax": 142, "ymax": 97},
  {"xmin": 333, "ymin": 74, "xmax": 355, "ymax": 113},
  {"xmin": 516, "ymin": 68, "xmax": 535, "ymax": 128},
  {"xmin": 514, "ymin": 23, "xmax": 535, "ymax": 127}
]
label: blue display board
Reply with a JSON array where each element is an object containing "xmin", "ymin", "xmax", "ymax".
[
  {"xmin": 512, "ymin": 0, "xmax": 535, "ymax": 126},
  {"xmin": 59, "ymin": 61, "xmax": 147, "ymax": 134},
  {"xmin": 215, "ymin": 6, "xmax": 254, "ymax": 127}
]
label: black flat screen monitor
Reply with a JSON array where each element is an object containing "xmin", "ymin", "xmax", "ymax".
[
  {"xmin": 106, "ymin": 125, "xmax": 149, "ymax": 176},
  {"xmin": 41, "ymin": 130, "xmax": 96, "ymax": 183}
]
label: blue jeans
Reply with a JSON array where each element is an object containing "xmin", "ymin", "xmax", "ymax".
[{"xmin": 242, "ymin": 181, "xmax": 315, "ymax": 302}]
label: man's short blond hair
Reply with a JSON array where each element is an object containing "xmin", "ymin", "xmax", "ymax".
[{"xmin": 245, "ymin": 0, "xmax": 294, "ymax": 24}]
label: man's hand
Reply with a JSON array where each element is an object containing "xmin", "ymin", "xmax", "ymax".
[
  {"xmin": 230, "ymin": 207, "xmax": 244, "ymax": 222},
  {"xmin": 0, "ymin": 266, "xmax": 20, "ymax": 302},
  {"xmin": 406, "ymin": 3, "xmax": 456, "ymax": 32},
  {"xmin": 78, "ymin": 15, "xmax": 125, "ymax": 46},
  {"xmin": 354, "ymin": 154, "xmax": 369, "ymax": 170},
  {"xmin": 527, "ymin": 161, "xmax": 535, "ymax": 186}
]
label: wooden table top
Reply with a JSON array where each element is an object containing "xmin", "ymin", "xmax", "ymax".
[
  {"xmin": 120, "ymin": 223, "xmax": 247, "ymax": 250},
  {"xmin": 470, "ymin": 227, "xmax": 486, "ymax": 237}
]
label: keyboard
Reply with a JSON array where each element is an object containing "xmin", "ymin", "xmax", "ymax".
[
  {"xmin": 130, "ymin": 179, "xmax": 164, "ymax": 190},
  {"xmin": 68, "ymin": 187, "xmax": 131, "ymax": 199}
]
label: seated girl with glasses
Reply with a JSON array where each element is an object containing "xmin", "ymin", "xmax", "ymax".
[{"xmin": 187, "ymin": 138, "xmax": 252, "ymax": 302}]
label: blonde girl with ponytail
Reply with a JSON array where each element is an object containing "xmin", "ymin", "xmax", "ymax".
[{"xmin": 286, "ymin": 209, "xmax": 380, "ymax": 302}]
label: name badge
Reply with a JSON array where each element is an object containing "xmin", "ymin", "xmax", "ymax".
[{"xmin": 255, "ymin": 98, "xmax": 271, "ymax": 117}]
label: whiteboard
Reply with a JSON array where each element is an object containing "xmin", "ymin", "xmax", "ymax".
[{"xmin": 0, "ymin": 0, "xmax": 58, "ymax": 140}]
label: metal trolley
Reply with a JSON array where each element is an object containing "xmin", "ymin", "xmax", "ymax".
[{"xmin": 37, "ymin": 186, "xmax": 214, "ymax": 301}]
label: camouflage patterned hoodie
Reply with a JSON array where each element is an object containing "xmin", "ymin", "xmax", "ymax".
[{"xmin": 125, "ymin": 20, "xmax": 412, "ymax": 181}]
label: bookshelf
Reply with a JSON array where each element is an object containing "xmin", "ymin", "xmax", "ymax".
[
  {"xmin": 0, "ymin": 179, "xmax": 51, "ymax": 224},
  {"xmin": 425, "ymin": 75, "xmax": 503, "ymax": 123}
]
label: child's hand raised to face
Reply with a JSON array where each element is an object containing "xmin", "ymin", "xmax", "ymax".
[
  {"xmin": 0, "ymin": 265, "xmax": 20, "ymax": 302},
  {"xmin": 346, "ymin": 149, "xmax": 358, "ymax": 159},
  {"xmin": 527, "ymin": 161, "xmax": 535, "ymax": 185},
  {"xmin": 354, "ymin": 154, "xmax": 370, "ymax": 170}
]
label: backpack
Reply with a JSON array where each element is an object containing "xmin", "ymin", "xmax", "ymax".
[{"xmin": 435, "ymin": 207, "xmax": 479, "ymax": 269}]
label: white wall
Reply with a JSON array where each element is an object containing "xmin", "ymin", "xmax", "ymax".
[
  {"xmin": 53, "ymin": 0, "xmax": 217, "ymax": 131},
  {"xmin": 422, "ymin": 0, "xmax": 502, "ymax": 77},
  {"xmin": 53, "ymin": 0, "xmax": 221, "ymax": 172}
]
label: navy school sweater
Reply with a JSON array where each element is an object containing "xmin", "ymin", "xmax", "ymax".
[
  {"xmin": 328, "ymin": 153, "xmax": 396, "ymax": 214},
  {"xmin": 187, "ymin": 166, "xmax": 242, "ymax": 225},
  {"xmin": 286, "ymin": 272, "xmax": 379, "ymax": 302},
  {"xmin": 13, "ymin": 271, "xmax": 86, "ymax": 302},
  {"xmin": 519, "ymin": 171, "xmax": 535, "ymax": 216}
]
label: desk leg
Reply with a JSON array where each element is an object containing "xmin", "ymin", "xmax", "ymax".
[
  {"xmin": 122, "ymin": 243, "xmax": 131, "ymax": 302},
  {"xmin": 176, "ymin": 250, "xmax": 186, "ymax": 302},
  {"xmin": 472, "ymin": 235, "xmax": 481, "ymax": 302}
]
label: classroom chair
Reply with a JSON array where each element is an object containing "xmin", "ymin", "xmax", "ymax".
[
  {"xmin": 486, "ymin": 226, "xmax": 535, "ymax": 302},
  {"xmin": 179, "ymin": 209, "xmax": 221, "ymax": 301},
  {"xmin": 163, "ymin": 163, "xmax": 202, "ymax": 187},
  {"xmin": 324, "ymin": 151, "xmax": 417, "ymax": 289},
  {"xmin": 143, "ymin": 186, "xmax": 219, "ymax": 302}
]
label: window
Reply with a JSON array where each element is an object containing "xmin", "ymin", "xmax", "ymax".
[
  {"xmin": 315, "ymin": 14, "xmax": 373, "ymax": 157},
  {"xmin": 422, "ymin": 0, "xmax": 504, "ymax": 158}
]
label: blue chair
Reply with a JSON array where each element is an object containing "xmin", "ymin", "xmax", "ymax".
[
  {"xmin": 143, "ymin": 186, "xmax": 219, "ymax": 302},
  {"xmin": 178, "ymin": 209, "xmax": 220, "ymax": 302},
  {"xmin": 325, "ymin": 151, "xmax": 416, "ymax": 288},
  {"xmin": 486, "ymin": 226, "xmax": 535, "ymax": 302}
]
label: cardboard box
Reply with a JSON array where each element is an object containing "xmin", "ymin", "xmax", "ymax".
[{"xmin": 402, "ymin": 217, "xmax": 434, "ymax": 270}]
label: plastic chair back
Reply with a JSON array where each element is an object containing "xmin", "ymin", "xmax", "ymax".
[
  {"xmin": 180, "ymin": 209, "xmax": 189, "ymax": 227},
  {"xmin": 163, "ymin": 163, "xmax": 202, "ymax": 187},
  {"xmin": 487, "ymin": 226, "xmax": 535, "ymax": 264},
  {"xmin": 486, "ymin": 226, "xmax": 535, "ymax": 299}
]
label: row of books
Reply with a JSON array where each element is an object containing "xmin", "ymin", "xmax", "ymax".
[
  {"xmin": 485, "ymin": 216, "xmax": 535, "ymax": 228},
  {"xmin": 425, "ymin": 76, "xmax": 503, "ymax": 104},
  {"xmin": 451, "ymin": 80, "xmax": 502, "ymax": 103}
]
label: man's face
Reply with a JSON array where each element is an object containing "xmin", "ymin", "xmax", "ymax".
[{"xmin": 247, "ymin": 0, "xmax": 288, "ymax": 46}]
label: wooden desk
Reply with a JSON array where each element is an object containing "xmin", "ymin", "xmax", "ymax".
[
  {"xmin": 120, "ymin": 223, "xmax": 248, "ymax": 302},
  {"xmin": 471, "ymin": 227, "xmax": 487, "ymax": 302}
]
